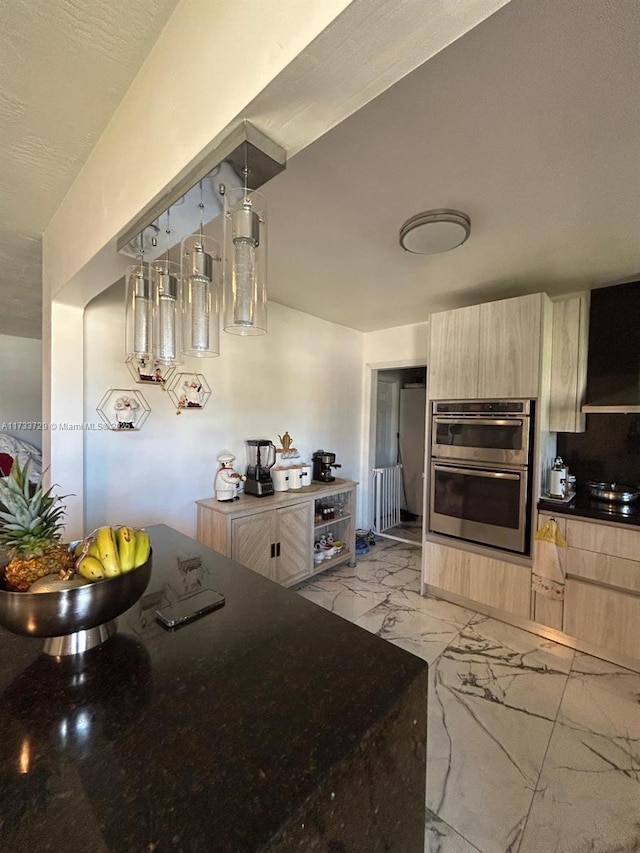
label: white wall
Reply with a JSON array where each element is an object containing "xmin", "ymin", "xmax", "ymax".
[
  {"xmin": 83, "ymin": 286, "xmax": 363, "ymax": 537},
  {"xmin": 363, "ymin": 321, "xmax": 430, "ymax": 366},
  {"xmin": 0, "ymin": 335, "xmax": 42, "ymax": 448},
  {"xmin": 360, "ymin": 321, "xmax": 430, "ymax": 527}
]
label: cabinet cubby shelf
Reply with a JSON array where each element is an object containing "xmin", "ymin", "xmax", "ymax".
[
  {"xmin": 312, "ymin": 549, "xmax": 351, "ymax": 574},
  {"xmin": 314, "ymin": 513, "xmax": 351, "ymax": 531}
]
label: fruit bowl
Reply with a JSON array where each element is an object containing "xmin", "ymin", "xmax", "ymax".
[{"xmin": 0, "ymin": 552, "xmax": 152, "ymax": 656}]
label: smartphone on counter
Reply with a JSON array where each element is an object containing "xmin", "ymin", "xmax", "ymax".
[{"xmin": 155, "ymin": 588, "xmax": 225, "ymax": 630}]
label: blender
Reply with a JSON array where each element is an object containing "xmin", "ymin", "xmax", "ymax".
[{"xmin": 245, "ymin": 440, "xmax": 276, "ymax": 497}]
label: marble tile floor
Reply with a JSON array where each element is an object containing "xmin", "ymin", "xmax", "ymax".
[
  {"xmin": 294, "ymin": 538, "xmax": 640, "ymax": 853},
  {"xmin": 382, "ymin": 516, "xmax": 423, "ymax": 544}
]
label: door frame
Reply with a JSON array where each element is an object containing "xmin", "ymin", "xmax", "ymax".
[{"xmin": 362, "ymin": 358, "xmax": 428, "ymax": 542}]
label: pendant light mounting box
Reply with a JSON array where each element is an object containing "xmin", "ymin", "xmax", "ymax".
[{"xmin": 117, "ymin": 121, "xmax": 286, "ymax": 262}]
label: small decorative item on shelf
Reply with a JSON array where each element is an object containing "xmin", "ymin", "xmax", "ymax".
[
  {"xmin": 126, "ymin": 355, "xmax": 175, "ymax": 387},
  {"xmin": 167, "ymin": 372, "xmax": 211, "ymax": 413},
  {"xmin": 276, "ymin": 430, "xmax": 299, "ymax": 462},
  {"xmin": 96, "ymin": 389, "xmax": 150, "ymax": 431}
]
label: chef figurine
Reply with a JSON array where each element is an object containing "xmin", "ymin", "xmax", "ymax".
[
  {"xmin": 215, "ymin": 451, "xmax": 246, "ymax": 502},
  {"xmin": 115, "ymin": 396, "xmax": 139, "ymax": 429}
]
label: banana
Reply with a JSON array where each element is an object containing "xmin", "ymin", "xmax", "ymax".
[
  {"xmin": 87, "ymin": 540, "xmax": 100, "ymax": 560},
  {"xmin": 133, "ymin": 529, "xmax": 151, "ymax": 568},
  {"xmin": 116, "ymin": 525, "xmax": 136, "ymax": 573},
  {"xmin": 96, "ymin": 525, "xmax": 121, "ymax": 577},
  {"xmin": 77, "ymin": 555, "xmax": 105, "ymax": 582}
]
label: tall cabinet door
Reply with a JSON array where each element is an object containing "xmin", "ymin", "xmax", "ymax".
[
  {"xmin": 274, "ymin": 502, "xmax": 313, "ymax": 586},
  {"xmin": 231, "ymin": 512, "xmax": 276, "ymax": 579},
  {"xmin": 429, "ymin": 304, "xmax": 480, "ymax": 400},
  {"xmin": 478, "ymin": 293, "xmax": 542, "ymax": 398}
]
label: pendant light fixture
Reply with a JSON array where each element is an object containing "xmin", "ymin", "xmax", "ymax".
[
  {"xmin": 151, "ymin": 210, "xmax": 183, "ymax": 365},
  {"xmin": 180, "ymin": 183, "xmax": 221, "ymax": 357},
  {"xmin": 124, "ymin": 259, "xmax": 153, "ymax": 362},
  {"xmin": 118, "ymin": 122, "xmax": 286, "ymax": 356},
  {"xmin": 222, "ymin": 167, "xmax": 268, "ymax": 336}
]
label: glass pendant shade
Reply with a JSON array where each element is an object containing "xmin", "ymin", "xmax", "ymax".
[
  {"xmin": 181, "ymin": 234, "xmax": 221, "ymax": 357},
  {"xmin": 125, "ymin": 263, "xmax": 153, "ymax": 359},
  {"xmin": 223, "ymin": 187, "xmax": 267, "ymax": 336},
  {"xmin": 151, "ymin": 259, "xmax": 183, "ymax": 365}
]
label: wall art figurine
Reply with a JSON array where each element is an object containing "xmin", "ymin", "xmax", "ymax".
[
  {"xmin": 96, "ymin": 389, "xmax": 151, "ymax": 431},
  {"xmin": 126, "ymin": 355, "xmax": 175, "ymax": 387},
  {"xmin": 167, "ymin": 373, "xmax": 211, "ymax": 412}
]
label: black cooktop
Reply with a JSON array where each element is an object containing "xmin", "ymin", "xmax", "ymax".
[{"xmin": 538, "ymin": 489, "xmax": 640, "ymax": 526}]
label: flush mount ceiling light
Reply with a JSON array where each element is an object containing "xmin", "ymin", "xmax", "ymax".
[{"xmin": 399, "ymin": 209, "xmax": 470, "ymax": 254}]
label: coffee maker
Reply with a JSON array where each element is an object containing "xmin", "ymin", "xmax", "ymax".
[
  {"xmin": 245, "ymin": 439, "xmax": 276, "ymax": 497},
  {"xmin": 312, "ymin": 450, "xmax": 342, "ymax": 483}
]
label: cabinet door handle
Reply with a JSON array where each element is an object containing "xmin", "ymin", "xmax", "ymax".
[
  {"xmin": 270, "ymin": 543, "xmax": 275, "ymax": 558},
  {"xmin": 276, "ymin": 542, "xmax": 281, "ymax": 557}
]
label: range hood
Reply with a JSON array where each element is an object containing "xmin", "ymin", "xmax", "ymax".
[
  {"xmin": 582, "ymin": 386, "xmax": 640, "ymax": 414},
  {"xmin": 581, "ymin": 281, "xmax": 640, "ymax": 414}
]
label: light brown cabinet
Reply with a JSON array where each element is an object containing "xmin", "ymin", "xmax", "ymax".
[
  {"xmin": 535, "ymin": 512, "xmax": 640, "ymax": 663},
  {"xmin": 423, "ymin": 540, "xmax": 531, "ymax": 618},
  {"xmin": 230, "ymin": 502, "xmax": 312, "ymax": 586},
  {"xmin": 564, "ymin": 579, "xmax": 640, "ymax": 662},
  {"xmin": 196, "ymin": 480, "xmax": 357, "ymax": 588},
  {"xmin": 429, "ymin": 293, "xmax": 549, "ymax": 401},
  {"xmin": 549, "ymin": 294, "xmax": 589, "ymax": 432},
  {"xmin": 428, "ymin": 304, "xmax": 480, "ymax": 400},
  {"xmin": 477, "ymin": 293, "xmax": 543, "ymax": 398}
]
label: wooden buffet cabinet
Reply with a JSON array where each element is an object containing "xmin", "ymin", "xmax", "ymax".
[{"xmin": 196, "ymin": 479, "xmax": 357, "ymax": 588}]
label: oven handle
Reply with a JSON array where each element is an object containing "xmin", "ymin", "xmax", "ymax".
[
  {"xmin": 433, "ymin": 417, "xmax": 524, "ymax": 427},
  {"xmin": 433, "ymin": 464, "xmax": 521, "ymax": 481}
]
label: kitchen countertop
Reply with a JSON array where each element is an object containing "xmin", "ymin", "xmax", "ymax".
[
  {"xmin": 0, "ymin": 524, "xmax": 427, "ymax": 853},
  {"xmin": 196, "ymin": 477, "xmax": 357, "ymax": 515},
  {"xmin": 538, "ymin": 490, "xmax": 640, "ymax": 527}
]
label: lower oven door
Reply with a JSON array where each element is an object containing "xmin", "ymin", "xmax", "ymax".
[{"xmin": 429, "ymin": 461, "xmax": 528, "ymax": 554}]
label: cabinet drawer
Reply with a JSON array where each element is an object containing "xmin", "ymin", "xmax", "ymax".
[
  {"xmin": 566, "ymin": 547, "xmax": 640, "ymax": 593},
  {"xmin": 564, "ymin": 578, "xmax": 640, "ymax": 661},
  {"xmin": 566, "ymin": 519, "xmax": 640, "ymax": 561},
  {"xmin": 424, "ymin": 541, "xmax": 531, "ymax": 618}
]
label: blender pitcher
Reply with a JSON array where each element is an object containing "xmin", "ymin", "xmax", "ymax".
[{"xmin": 245, "ymin": 439, "xmax": 276, "ymax": 497}]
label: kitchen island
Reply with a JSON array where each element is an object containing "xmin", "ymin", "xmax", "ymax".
[{"xmin": 0, "ymin": 524, "xmax": 427, "ymax": 852}]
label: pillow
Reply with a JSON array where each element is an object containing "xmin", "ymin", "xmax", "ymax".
[{"xmin": 0, "ymin": 453, "xmax": 13, "ymax": 477}]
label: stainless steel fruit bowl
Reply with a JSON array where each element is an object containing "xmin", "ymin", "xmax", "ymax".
[{"xmin": 0, "ymin": 553, "xmax": 152, "ymax": 656}]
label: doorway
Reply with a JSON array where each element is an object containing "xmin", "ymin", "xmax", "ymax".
[{"xmin": 371, "ymin": 366, "xmax": 427, "ymax": 545}]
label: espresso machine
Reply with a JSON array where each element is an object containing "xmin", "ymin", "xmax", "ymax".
[
  {"xmin": 245, "ymin": 439, "xmax": 276, "ymax": 497},
  {"xmin": 312, "ymin": 450, "xmax": 342, "ymax": 483}
]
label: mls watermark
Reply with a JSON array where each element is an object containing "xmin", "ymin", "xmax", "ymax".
[{"xmin": 1, "ymin": 422, "xmax": 109, "ymax": 431}]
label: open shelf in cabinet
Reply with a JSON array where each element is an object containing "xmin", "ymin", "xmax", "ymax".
[
  {"xmin": 312, "ymin": 548, "xmax": 352, "ymax": 575},
  {"xmin": 314, "ymin": 513, "xmax": 352, "ymax": 531}
]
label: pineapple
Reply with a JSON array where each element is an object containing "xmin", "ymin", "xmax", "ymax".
[{"xmin": 0, "ymin": 458, "xmax": 74, "ymax": 591}]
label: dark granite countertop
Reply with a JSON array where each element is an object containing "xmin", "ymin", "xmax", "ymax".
[
  {"xmin": 538, "ymin": 490, "xmax": 640, "ymax": 527},
  {"xmin": 0, "ymin": 525, "xmax": 427, "ymax": 853}
]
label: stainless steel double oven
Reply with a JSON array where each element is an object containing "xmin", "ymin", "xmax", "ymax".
[{"xmin": 428, "ymin": 400, "xmax": 533, "ymax": 554}]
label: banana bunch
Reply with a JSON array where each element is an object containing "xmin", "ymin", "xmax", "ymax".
[{"xmin": 75, "ymin": 526, "xmax": 151, "ymax": 582}]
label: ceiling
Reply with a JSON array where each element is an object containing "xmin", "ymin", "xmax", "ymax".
[
  {"xmin": 0, "ymin": 0, "xmax": 181, "ymax": 339},
  {"xmin": 1, "ymin": 0, "xmax": 639, "ymax": 338},
  {"xmin": 261, "ymin": 0, "xmax": 640, "ymax": 331}
]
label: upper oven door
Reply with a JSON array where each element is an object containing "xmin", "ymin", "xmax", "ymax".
[{"xmin": 431, "ymin": 416, "xmax": 530, "ymax": 466}]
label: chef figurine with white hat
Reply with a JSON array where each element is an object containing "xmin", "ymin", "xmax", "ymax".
[{"xmin": 215, "ymin": 451, "xmax": 246, "ymax": 502}]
